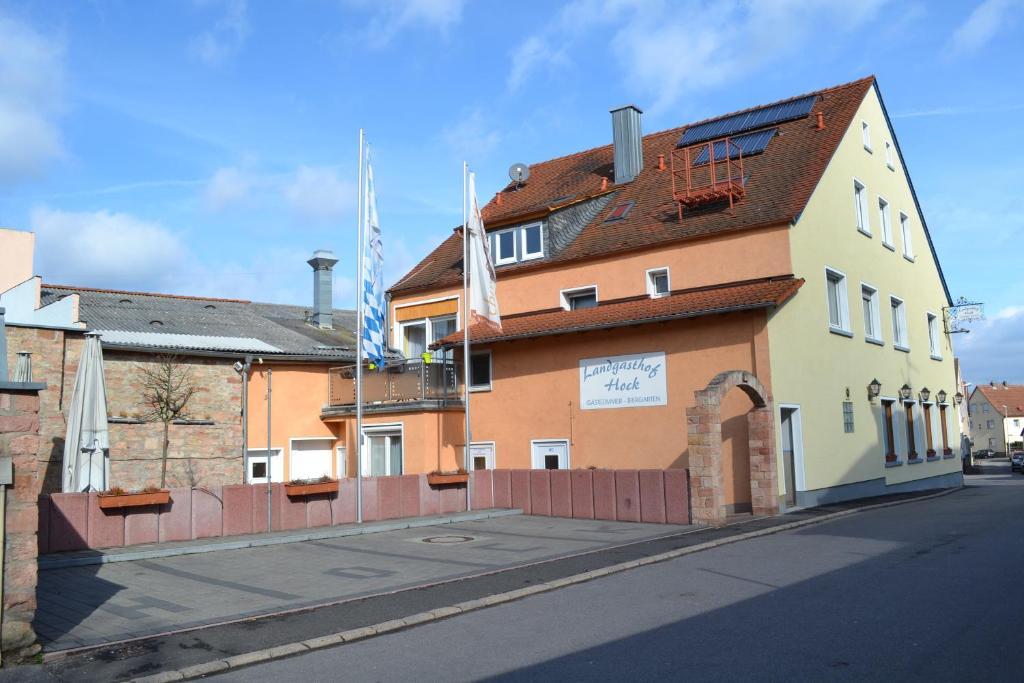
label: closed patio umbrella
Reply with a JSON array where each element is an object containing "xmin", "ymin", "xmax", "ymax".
[
  {"xmin": 63, "ymin": 333, "xmax": 110, "ymax": 492},
  {"xmin": 11, "ymin": 352, "xmax": 32, "ymax": 382}
]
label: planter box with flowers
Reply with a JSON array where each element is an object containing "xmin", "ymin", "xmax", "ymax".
[
  {"xmin": 97, "ymin": 487, "xmax": 171, "ymax": 510},
  {"xmin": 285, "ymin": 476, "xmax": 340, "ymax": 497},
  {"xmin": 426, "ymin": 470, "xmax": 469, "ymax": 486}
]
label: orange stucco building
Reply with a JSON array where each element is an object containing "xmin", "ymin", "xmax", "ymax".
[{"xmin": 247, "ymin": 76, "xmax": 962, "ymax": 525}]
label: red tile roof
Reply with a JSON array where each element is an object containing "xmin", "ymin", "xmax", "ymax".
[
  {"xmin": 973, "ymin": 384, "xmax": 1024, "ymax": 418},
  {"xmin": 392, "ymin": 77, "xmax": 875, "ymax": 295},
  {"xmin": 433, "ymin": 276, "xmax": 803, "ymax": 348}
]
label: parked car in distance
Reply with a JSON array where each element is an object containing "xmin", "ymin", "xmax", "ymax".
[
  {"xmin": 1011, "ymin": 452, "xmax": 1024, "ymax": 472},
  {"xmin": 975, "ymin": 449, "xmax": 994, "ymax": 459}
]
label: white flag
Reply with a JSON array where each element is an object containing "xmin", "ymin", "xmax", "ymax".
[{"xmin": 466, "ymin": 172, "xmax": 501, "ymax": 329}]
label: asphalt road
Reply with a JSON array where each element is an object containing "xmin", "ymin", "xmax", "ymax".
[{"xmin": 213, "ymin": 461, "xmax": 1024, "ymax": 682}]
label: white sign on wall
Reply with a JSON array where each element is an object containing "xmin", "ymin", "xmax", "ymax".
[{"xmin": 579, "ymin": 352, "xmax": 667, "ymax": 410}]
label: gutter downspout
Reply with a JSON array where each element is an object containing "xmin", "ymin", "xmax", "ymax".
[{"xmin": 240, "ymin": 355, "xmax": 252, "ymax": 483}]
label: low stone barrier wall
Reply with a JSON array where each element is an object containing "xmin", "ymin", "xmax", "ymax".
[
  {"xmin": 39, "ymin": 474, "xmax": 469, "ymax": 554},
  {"xmin": 479, "ymin": 469, "xmax": 690, "ymax": 525},
  {"xmin": 39, "ymin": 469, "xmax": 691, "ymax": 554}
]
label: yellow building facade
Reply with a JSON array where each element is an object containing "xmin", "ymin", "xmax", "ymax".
[{"xmin": 767, "ymin": 84, "xmax": 962, "ymax": 506}]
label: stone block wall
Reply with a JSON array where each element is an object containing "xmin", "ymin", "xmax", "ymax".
[
  {"xmin": 104, "ymin": 352, "xmax": 243, "ymax": 488},
  {"xmin": 0, "ymin": 386, "xmax": 44, "ymax": 660},
  {"xmin": 4, "ymin": 328, "xmax": 244, "ymax": 492}
]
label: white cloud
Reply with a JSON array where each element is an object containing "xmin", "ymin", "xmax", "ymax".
[
  {"xmin": 0, "ymin": 12, "xmax": 65, "ymax": 182},
  {"xmin": 506, "ymin": 36, "xmax": 568, "ymax": 93},
  {"xmin": 349, "ymin": 0, "xmax": 466, "ymax": 48},
  {"xmin": 958, "ymin": 305, "xmax": 1024, "ymax": 385},
  {"xmin": 508, "ymin": 0, "xmax": 889, "ymax": 112},
  {"xmin": 950, "ymin": 0, "xmax": 1018, "ymax": 55},
  {"xmin": 31, "ymin": 206, "xmax": 188, "ymax": 291},
  {"xmin": 203, "ymin": 165, "xmax": 253, "ymax": 210},
  {"xmin": 189, "ymin": 0, "xmax": 249, "ymax": 65},
  {"xmin": 284, "ymin": 166, "xmax": 356, "ymax": 223},
  {"xmin": 441, "ymin": 109, "xmax": 502, "ymax": 160}
]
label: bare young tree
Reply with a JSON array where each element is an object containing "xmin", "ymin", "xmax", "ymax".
[{"xmin": 138, "ymin": 355, "xmax": 198, "ymax": 488}]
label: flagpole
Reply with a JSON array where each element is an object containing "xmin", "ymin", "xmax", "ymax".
[
  {"xmin": 355, "ymin": 128, "xmax": 365, "ymax": 524},
  {"xmin": 462, "ymin": 162, "xmax": 473, "ymax": 511}
]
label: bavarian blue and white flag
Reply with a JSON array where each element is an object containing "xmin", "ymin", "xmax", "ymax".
[{"xmin": 361, "ymin": 148, "xmax": 386, "ymax": 368}]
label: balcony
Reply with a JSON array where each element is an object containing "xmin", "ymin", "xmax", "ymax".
[
  {"xmin": 670, "ymin": 136, "xmax": 745, "ymax": 219},
  {"xmin": 325, "ymin": 358, "xmax": 463, "ymax": 416}
]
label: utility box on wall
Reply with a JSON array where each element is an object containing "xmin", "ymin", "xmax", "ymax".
[{"xmin": 0, "ymin": 456, "xmax": 12, "ymax": 486}]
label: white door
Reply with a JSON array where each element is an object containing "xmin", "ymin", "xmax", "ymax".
[
  {"xmin": 246, "ymin": 448, "xmax": 284, "ymax": 484},
  {"xmin": 470, "ymin": 442, "xmax": 495, "ymax": 470},
  {"xmin": 289, "ymin": 439, "xmax": 334, "ymax": 481},
  {"xmin": 531, "ymin": 440, "xmax": 569, "ymax": 470}
]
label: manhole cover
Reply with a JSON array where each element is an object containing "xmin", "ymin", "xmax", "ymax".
[{"xmin": 421, "ymin": 535, "xmax": 475, "ymax": 544}]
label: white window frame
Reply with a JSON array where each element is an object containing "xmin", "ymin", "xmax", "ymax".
[
  {"xmin": 469, "ymin": 349, "xmax": 492, "ymax": 392},
  {"xmin": 890, "ymin": 295, "xmax": 909, "ymax": 351},
  {"xmin": 899, "ymin": 211, "xmax": 914, "ymax": 261},
  {"xmin": 520, "ymin": 222, "xmax": 544, "ymax": 261},
  {"xmin": 397, "ymin": 313, "xmax": 457, "ymax": 359},
  {"xmin": 361, "ymin": 423, "xmax": 404, "ymax": 477},
  {"xmin": 884, "ymin": 140, "xmax": 895, "ymax": 170},
  {"xmin": 246, "ymin": 447, "xmax": 284, "ymax": 484},
  {"xmin": 391, "ymin": 295, "xmax": 459, "ymax": 349},
  {"xmin": 862, "ymin": 120, "xmax": 872, "ymax": 152},
  {"xmin": 861, "ymin": 282, "xmax": 882, "ymax": 345},
  {"xmin": 336, "ymin": 446, "xmax": 347, "ymax": 478},
  {"xmin": 854, "ymin": 178, "xmax": 870, "ymax": 236},
  {"xmin": 560, "ymin": 285, "xmax": 599, "ymax": 311},
  {"xmin": 825, "ymin": 267, "xmax": 851, "ymax": 336},
  {"xmin": 469, "ymin": 441, "xmax": 496, "ymax": 470},
  {"xmin": 492, "ymin": 227, "xmax": 518, "ymax": 266},
  {"xmin": 530, "ymin": 439, "xmax": 571, "ymax": 470},
  {"xmin": 288, "ymin": 436, "xmax": 338, "ymax": 481},
  {"xmin": 927, "ymin": 311, "xmax": 942, "ymax": 360},
  {"xmin": 878, "ymin": 196, "xmax": 893, "ymax": 249},
  {"xmin": 646, "ymin": 267, "xmax": 671, "ymax": 298},
  {"xmin": 880, "ymin": 397, "xmax": 902, "ymax": 465}
]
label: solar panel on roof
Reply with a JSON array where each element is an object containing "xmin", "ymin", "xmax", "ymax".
[
  {"xmin": 678, "ymin": 94, "xmax": 816, "ymax": 147},
  {"xmin": 690, "ymin": 128, "xmax": 777, "ymax": 165}
]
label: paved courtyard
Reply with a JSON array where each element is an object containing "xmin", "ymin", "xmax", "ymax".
[{"xmin": 35, "ymin": 514, "xmax": 691, "ymax": 651}]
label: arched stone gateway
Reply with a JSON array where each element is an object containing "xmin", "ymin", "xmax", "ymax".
[{"xmin": 686, "ymin": 370, "xmax": 778, "ymax": 525}]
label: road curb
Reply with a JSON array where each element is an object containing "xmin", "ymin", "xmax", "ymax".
[{"xmin": 129, "ymin": 486, "xmax": 962, "ymax": 683}]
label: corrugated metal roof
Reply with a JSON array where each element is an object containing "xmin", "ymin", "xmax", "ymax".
[
  {"xmin": 97, "ymin": 330, "xmax": 282, "ymax": 353},
  {"xmin": 42, "ymin": 285, "xmax": 360, "ymax": 358}
]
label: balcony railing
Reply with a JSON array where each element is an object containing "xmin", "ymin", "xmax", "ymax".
[{"xmin": 327, "ymin": 358, "xmax": 462, "ymax": 408}]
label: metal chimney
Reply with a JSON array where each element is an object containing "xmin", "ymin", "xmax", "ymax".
[
  {"xmin": 307, "ymin": 250, "xmax": 339, "ymax": 329},
  {"xmin": 610, "ymin": 104, "xmax": 644, "ymax": 184}
]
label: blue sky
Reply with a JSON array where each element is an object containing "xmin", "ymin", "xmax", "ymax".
[{"xmin": 0, "ymin": 0, "xmax": 1021, "ymax": 384}]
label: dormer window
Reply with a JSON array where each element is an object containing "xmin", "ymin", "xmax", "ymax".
[
  {"xmin": 489, "ymin": 222, "xmax": 544, "ymax": 266},
  {"xmin": 561, "ymin": 286, "xmax": 598, "ymax": 311},
  {"xmin": 647, "ymin": 268, "xmax": 670, "ymax": 297}
]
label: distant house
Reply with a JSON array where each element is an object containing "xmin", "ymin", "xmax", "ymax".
[
  {"xmin": 1, "ymin": 228, "xmax": 358, "ymax": 491},
  {"xmin": 968, "ymin": 382, "xmax": 1024, "ymax": 454}
]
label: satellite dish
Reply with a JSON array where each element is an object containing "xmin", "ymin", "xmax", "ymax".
[{"xmin": 508, "ymin": 162, "xmax": 530, "ymax": 184}]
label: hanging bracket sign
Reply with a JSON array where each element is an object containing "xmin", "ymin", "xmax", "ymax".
[{"xmin": 579, "ymin": 352, "xmax": 667, "ymax": 410}]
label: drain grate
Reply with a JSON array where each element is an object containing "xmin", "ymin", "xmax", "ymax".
[{"xmin": 421, "ymin": 535, "xmax": 475, "ymax": 544}]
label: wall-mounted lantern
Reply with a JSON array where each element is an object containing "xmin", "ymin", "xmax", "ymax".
[
  {"xmin": 919, "ymin": 387, "xmax": 931, "ymax": 403},
  {"xmin": 937, "ymin": 389, "xmax": 948, "ymax": 404},
  {"xmin": 868, "ymin": 378, "xmax": 882, "ymax": 401},
  {"xmin": 900, "ymin": 383, "xmax": 913, "ymax": 401}
]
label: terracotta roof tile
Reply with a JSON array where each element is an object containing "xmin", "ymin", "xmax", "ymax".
[
  {"xmin": 392, "ymin": 77, "xmax": 874, "ymax": 294},
  {"xmin": 433, "ymin": 276, "xmax": 803, "ymax": 347},
  {"xmin": 973, "ymin": 384, "xmax": 1024, "ymax": 418}
]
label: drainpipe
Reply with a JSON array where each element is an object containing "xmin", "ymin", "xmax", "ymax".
[
  {"xmin": 240, "ymin": 355, "xmax": 252, "ymax": 482},
  {"xmin": 0, "ymin": 307, "xmax": 8, "ymax": 382}
]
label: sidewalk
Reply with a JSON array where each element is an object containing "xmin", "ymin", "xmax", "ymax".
[{"xmin": 19, "ymin": 486, "xmax": 960, "ymax": 682}]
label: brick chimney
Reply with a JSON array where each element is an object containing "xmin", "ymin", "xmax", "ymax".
[
  {"xmin": 610, "ymin": 104, "xmax": 644, "ymax": 184},
  {"xmin": 307, "ymin": 250, "xmax": 339, "ymax": 329}
]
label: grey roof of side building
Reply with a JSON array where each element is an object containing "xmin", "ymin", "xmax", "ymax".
[{"xmin": 41, "ymin": 284, "xmax": 364, "ymax": 359}]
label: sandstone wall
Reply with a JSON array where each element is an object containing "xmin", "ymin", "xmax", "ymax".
[{"xmin": 4, "ymin": 328, "xmax": 244, "ymax": 492}]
